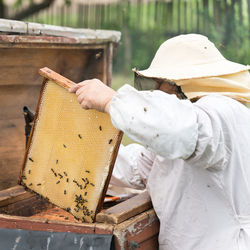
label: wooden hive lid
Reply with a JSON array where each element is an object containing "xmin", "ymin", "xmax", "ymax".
[{"xmin": 0, "ymin": 19, "xmax": 121, "ymax": 44}]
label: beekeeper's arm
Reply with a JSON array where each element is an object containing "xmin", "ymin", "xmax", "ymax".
[
  {"xmin": 110, "ymin": 84, "xmax": 228, "ymax": 170},
  {"xmin": 70, "ymin": 81, "xmax": 228, "ymax": 171},
  {"xmin": 109, "ymin": 143, "xmax": 156, "ymax": 190}
]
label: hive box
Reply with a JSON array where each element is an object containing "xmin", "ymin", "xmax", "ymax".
[
  {"xmin": 0, "ymin": 18, "xmax": 120, "ymax": 191},
  {"xmin": 0, "ymin": 19, "xmax": 160, "ymax": 249}
]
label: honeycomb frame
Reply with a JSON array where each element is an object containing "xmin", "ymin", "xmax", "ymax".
[{"xmin": 19, "ymin": 68, "xmax": 123, "ymax": 223}]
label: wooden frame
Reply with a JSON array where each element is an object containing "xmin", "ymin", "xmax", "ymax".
[{"xmin": 19, "ymin": 68, "xmax": 123, "ymax": 222}]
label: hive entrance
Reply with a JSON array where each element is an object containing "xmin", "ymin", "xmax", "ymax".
[{"xmin": 20, "ymin": 69, "xmax": 122, "ymax": 223}]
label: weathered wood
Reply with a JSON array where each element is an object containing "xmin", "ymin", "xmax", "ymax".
[
  {"xmin": 113, "ymin": 209, "xmax": 159, "ymax": 249},
  {"xmin": 0, "ymin": 186, "xmax": 158, "ymax": 248},
  {"xmin": 0, "ymin": 195, "xmax": 53, "ymax": 217},
  {"xmin": 0, "ymin": 48, "xmax": 95, "ymax": 86},
  {"xmin": 96, "ymin": 191, "xmax": 152, "ymax": 224},
  {"xmin": 0, "ymin": 37, "xmax": 107, "ymax": 49},
  {"xmin": 0, "ymin": 19, "xmax": 121, "ymax": 44},
  {"xmin": 30, "ymin": 207, "xmax": 79, "ymax": 223},
  {"xmin": 0, "ymin": 185, "xmax": 32, "ymax": 207},
  {"xmin": 0, "ymin": 213, "xmax": 97, "ymax": 234}
]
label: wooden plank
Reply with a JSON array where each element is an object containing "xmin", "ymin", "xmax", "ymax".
[
  {"xmin": 113, "ymin": 208, "xmax": 159, "ymax": 250},
  {"xmin": 0, "ymin": 48, "xmax": 94, "ymax": 86},
  {"xmin": 30, "ymin": 207, "xmax": 79, "ymax": 223},
  {"xmin": 0, "ymin": 39, "xmax": 106, "ymax": 49},
  {"xmin": 0, "ymin": 185, "xmax": 32, "ymax": 207},
  {"xmin": 0, "ymin": 19, "xmax": 121, "ymax": 44},
  {"xmin": 0, "ymin": 213, "xmax": 97, "ymax": 234},
  {"xmin": 0, "ymin": 19, "xmax": 27, "ymax": 33},
  {"xmin": 136, "ymin": 235, "xmax": 159, "ymax": 250},
  {"xmin": 0, "ymin": 195, "xmax": 53, "ymax": 217},
  {"xmin": 96, "ymin": 191, "xmax": 152, "ymax": 224}
]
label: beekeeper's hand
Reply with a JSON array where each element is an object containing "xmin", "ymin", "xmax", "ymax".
[{"xmin": 69, "ymin": 79, "xmax": 116, "ymax": 113}]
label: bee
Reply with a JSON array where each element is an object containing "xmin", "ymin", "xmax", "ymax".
[
  {"xmin": 90, "ymin": 183, "xmax": 95, "ymax": 187},
  {"xmin": 37, "ymin": 183, "xmax": 41, "ymax": 186},
  {"xmin": 85, "ymin": 170, "xmax": 90, "ymax": 173},
  {"xmin": 78, "ymin": 134, "xmax": 82, "ymax": 139},
  {"xmin": 58, "ymin": 173, "xmax": 63, "ymax": 179},
  {"xmin": 63, "ymin": 144, "xmax": 67, "ymax": 148},
  {"xmin": 66, "ymin": 178, "xmax": 69, "ymax": 183},
  {"xmin": 28, "ymin": 183, "xmax": 32, "ymax": 186},
  {"xmin": 99, "ymin": 125, "xmax": 102, "ymax": 131},
  {"xmin": 56, "ymin": 181, "xmax": 60, "ymax": 184},
  {"xmin": 28, "ymin": 170, "xmax": 31, "ymax": 174},
  {"xmin": 28, "ymin": 157, "xmax": 34, "ymax": 162},
  {"xmin": 64, "ymin": 190, "xmax": 66, "ymax": 195},
  {"xmin": 56, "ymin": 160, "xmax": 58, "ymax": 164},
  {"xmin": 108, "ymin": 139, "xmax": 113, "ymax": 144},
  {"xmin": 63, "ymin": 171, "xmax": 67, "ymax": 176}
]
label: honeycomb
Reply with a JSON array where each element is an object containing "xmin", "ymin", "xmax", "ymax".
[{"xmin": 21, "ymin": 79, "xmax": 121, "ymax": 222}]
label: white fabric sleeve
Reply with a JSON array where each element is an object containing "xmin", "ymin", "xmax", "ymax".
[
  {"xmin": 110, "ymin": 143, "xmax": 156, "ymax": 190},
  {"xmin": 110, "ymin": 84, "xmax": 198, "ymax": 160},
  {"xmin": 185, "ymin": 96, "xmax": 230, "ymax": 170}
]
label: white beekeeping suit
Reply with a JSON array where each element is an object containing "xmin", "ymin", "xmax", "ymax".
[{"xmin": 109, "ymin": 34, "xmax": 250, "ymax": 250}]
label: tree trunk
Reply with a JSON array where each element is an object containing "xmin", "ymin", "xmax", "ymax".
[
  {"xmin": 9, "ymin": 0, "xmax": 55, "ymax": 20},
  {"xmin": 0, "ymin": 0, "xmax": 6, "ymax": 18}
]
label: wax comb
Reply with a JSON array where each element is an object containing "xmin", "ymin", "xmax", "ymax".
[{"xmin": 19, "ymin": 68, "xmax": 123, "ymax": 222}]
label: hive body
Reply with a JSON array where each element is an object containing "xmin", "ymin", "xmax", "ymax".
[{"xmin": 22, "ymin": 80, "xmax": 121, "ymax": 222}]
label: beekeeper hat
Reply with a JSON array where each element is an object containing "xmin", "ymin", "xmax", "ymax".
[{"xmin": 133, "ymin": 34, "xmax": 250, "ymax": 80}]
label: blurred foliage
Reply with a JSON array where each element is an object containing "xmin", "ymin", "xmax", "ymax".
[
  {"xmin": 18, "ymin": 0, "xmax": 249, "ymax": 77},
  {"xmin": 3, "ymin": 0, "xmax": 248, "ymax": 145}
]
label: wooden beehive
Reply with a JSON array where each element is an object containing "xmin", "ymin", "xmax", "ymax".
[
  {"xmin": 0, "ymin": 186, "xmax": 159, "ymax": 249},
  {"xmin": 20, "ymin": 68, "xmax": 123, "ymax": 223},
  {"xmin": 0, "ymin": 19, "xmax": 160, "ymax": 249},
  {"xmin": 0, "ymin": 19, "xmax": 120, "ymax": 191}
]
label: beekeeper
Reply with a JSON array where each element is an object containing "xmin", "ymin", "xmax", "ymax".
[{"xmin": 69, "ymin": 34, "xmax": 250, "ymax": 250}]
